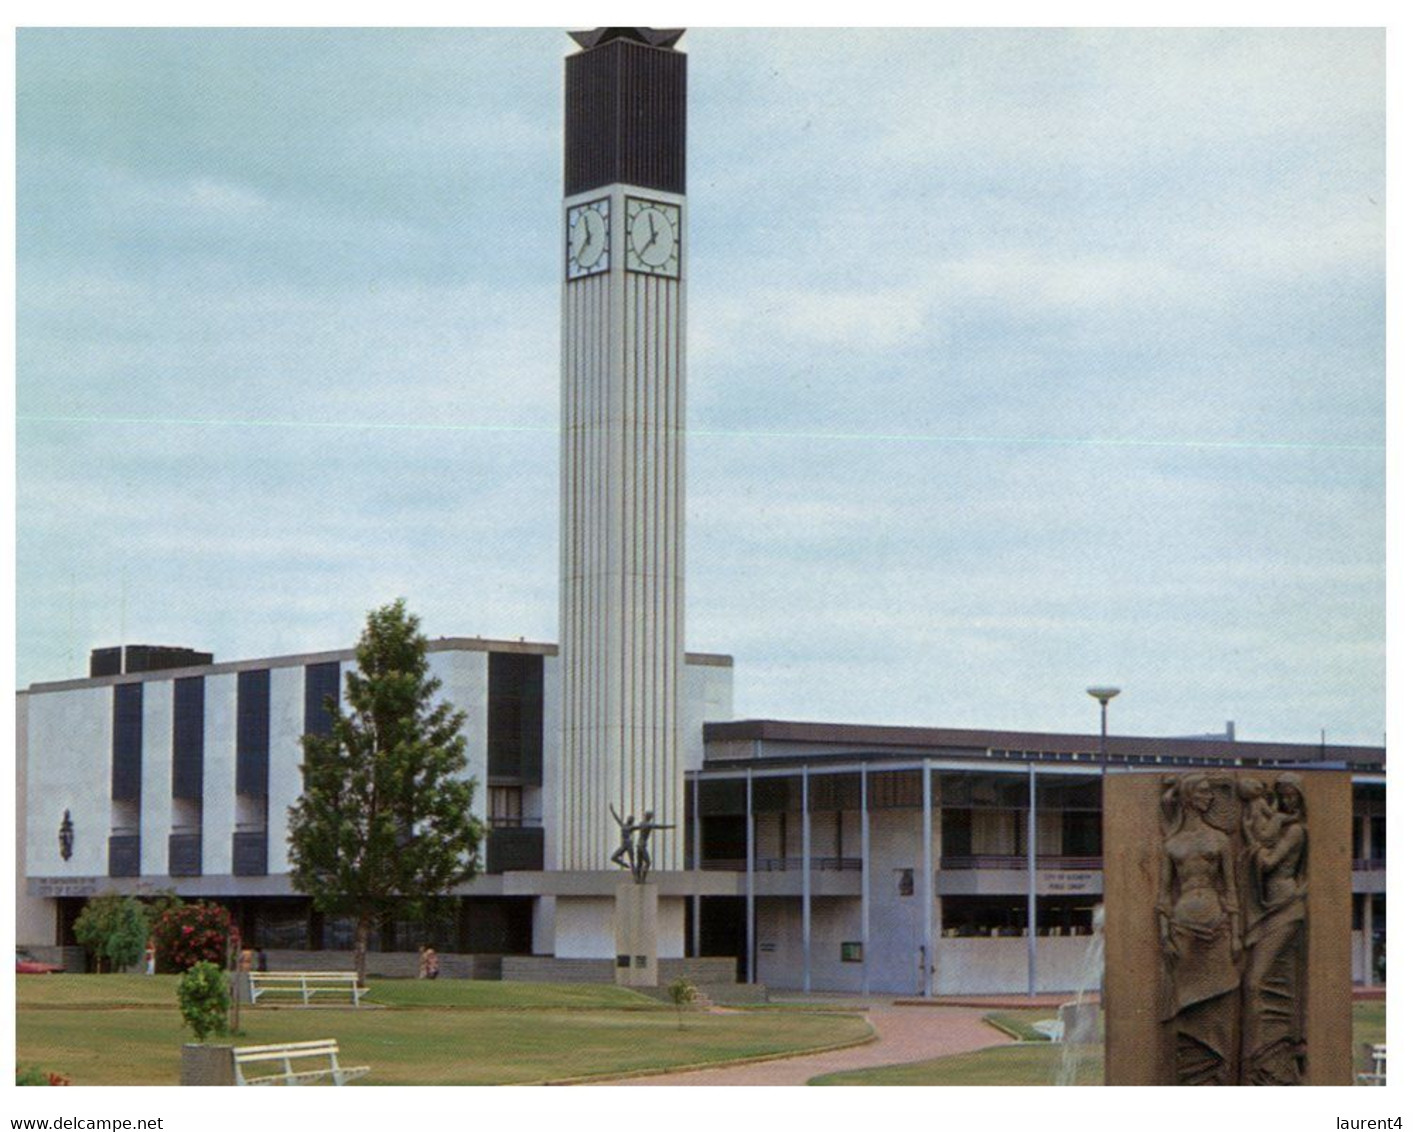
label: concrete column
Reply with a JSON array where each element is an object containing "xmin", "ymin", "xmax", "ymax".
[
  {"xmin": 1027, "ymin": 763, "xmax": 1038, "ymax": 998},
  {"xmin": 802, "ymin": 767, "xmax": 811, "ymax": 995},
  {"xmin": 860, "ymin": 764, "xmax": 870, "ymax": 997},
  {"xmin": 746, "ymin": 770, "xmax": 755, "ymax": 985},
  {"xmin": 692, "ymin": 774, "xmax": 701, "ymax": 959},
  {"xmin": 921, "ymin": 759, "xmax": 933, "ymax": 998},
  {"xmin": 1363, "ymin": 892, "xmax": 1375, "ymax": 987}
]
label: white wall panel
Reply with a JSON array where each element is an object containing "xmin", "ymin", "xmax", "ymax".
[
  {"xmin": 266, "ymin": 665, "xmax": 305, "ymax": 874},
  {"xmin": 202, "ymin": 673, "xmax": 237, "ymax": 875},
  {"xmin": 26, "ymin": 685, "xmax": 111, "ymax": 877},
  {"xmin": 139, "ymin": 681, "xmax": 174, "ymax": 875}
]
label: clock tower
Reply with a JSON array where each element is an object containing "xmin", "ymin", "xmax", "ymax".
[{"xmin": 558, "ymin": 28, "xmax": 688, "ymax": 872}]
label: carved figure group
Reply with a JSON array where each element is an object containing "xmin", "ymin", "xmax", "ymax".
[
  {"xmin": 1158, "ymin": 772, "xmax": 1308, "ymax": 1085},
  {"xmin": 610, "ymin": 805, "xmax": 675, "ymax": 883}
]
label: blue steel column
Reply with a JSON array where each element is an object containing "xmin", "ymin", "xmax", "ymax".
[
  {"xmin": 802, "ymin": 766, "xmax": 812, "ymax": 994},
  {"xmin": 1027, "ymin": 763, "xmax": 1038, "ymax": 998},
  {"xmin": 860, "ymin": 764, "xmax": 870, "ymax": 996},
  {"xmin": 921, "ymin": 759, "xmax": 933, "ymax": 998},
  {"xmin": 746, "ymin": 770, "xmax": 756, "ymax": 985}
]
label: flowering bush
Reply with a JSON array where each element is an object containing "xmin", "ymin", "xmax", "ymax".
[
  {"xmin": 151, "ymin": 903, "xmax": 238, "ymax": 973},
  {"xmin": 16, "ymin": 1066, "xmax": 71, "ymax": 1086},
  {"xmin": 177, "ymin": 962, "xmax": 230, "ymax": 1043}
]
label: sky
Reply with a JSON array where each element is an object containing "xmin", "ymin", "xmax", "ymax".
[{"xmin": 14, "ymin": 27, "xmax": 1386, "ymax": 747}]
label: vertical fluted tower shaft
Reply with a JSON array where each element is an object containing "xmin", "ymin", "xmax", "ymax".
[{"xmin": 558, "ymin": 33, "xmax": 687, "ymax": 871}]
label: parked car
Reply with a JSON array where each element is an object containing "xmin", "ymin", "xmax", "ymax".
[{"xmin": 16, "ymin": 948, "xmax": 64, "ymax": 975}]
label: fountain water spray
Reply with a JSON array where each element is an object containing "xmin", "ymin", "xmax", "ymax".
[{"xmin": 1055, "ymin": 903, "xmax": 1104, "ymax": 1086}]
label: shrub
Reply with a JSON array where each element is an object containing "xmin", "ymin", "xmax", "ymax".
[
  {"xmin": 73, "ymin": 893, "xmax": 149, "ymax": 972},
  {"xmin": 667, "ymin": 975, "xmax": 698, "ymax": 1030},
  {"xmin": 152, "ymin": 903, "xmax": 238, "ymax": 973},
  {"xmin": 16, "ymin": 1066, "xmax": 71, "ymax": 1086},
  {"xmin": 177, "ymin": 962, "xmax": 230, "ymax": 1043}
]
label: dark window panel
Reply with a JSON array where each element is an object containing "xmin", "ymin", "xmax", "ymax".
[
  {"xmin": 108, "ymin": 834, "xmax": 140, "ymax": 877},
  {"xmin": 699, "ymin": 778, "xmax": 746, "ymax": 816},
  {"xmin": 868, "ymin": 770, "xmax": 923, "ymax": 809},
  {"xmin": 168, "ymin": 833, "xmax": 202, "ymax": 876},
  {"xmin": 111, "ymin": 684, "xmax": 143, "ymax": 802},
  {"xmin": 808, "ymin": 773, "xmax": 861, "ymax": 812},
  {"xmin": 485, "ymin": 826, "xmax": 544, "ymax": 874},
  {"xmin": 753, "ymin": 775, "xmax": 801, "ymax": 814},
  {"xmin": 172, "ymin": 676, "xmax": 205, "ymax": 801},
  {"xmin": 232, "ymin": 830, "xmax": 268, "ymax": 876},
  {"xmin": 236, "ymin": 669, "xmax": 270, "ymax": 796},
  {"xmin": 942, "ymin": 808, "xmax": 973, "ymax": 860},
  {"xmin": 304, "ymin": 661, "xmax": 341, "ymax": 739},
  {"xmin": 487, "ymin": 653, "xmax": 543, "ymax": 785}
]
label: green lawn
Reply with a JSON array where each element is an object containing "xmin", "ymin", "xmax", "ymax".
[
  {"xmin": 813, "ymin": 1001, "xmax": 1386, "ymax": 1086},
  {"xmin": 16, "ymin": 975, "xmax": 871, "ymax": 1086},
  {"xmin": 982, "ymin": 1010, "xmax": 1060, "ymax": 1042}
]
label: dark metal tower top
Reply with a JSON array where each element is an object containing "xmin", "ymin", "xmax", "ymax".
[
  {"xmin": 569, "ymin": 28, "xmax": 685, "ymax": 51},
  {"xmin": 564, "ymin": 28, "xmax": 687, "ymax": 196}
]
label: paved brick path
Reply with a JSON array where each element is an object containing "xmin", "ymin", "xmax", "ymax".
[{"xmin": 587, "ymin": 1000, "xmax": 1009, "ymax": 1086}]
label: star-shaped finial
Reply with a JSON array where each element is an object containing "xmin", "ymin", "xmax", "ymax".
[{"xmin": 569, "ymin": 28, "xmax": 685, "ymax": 51}]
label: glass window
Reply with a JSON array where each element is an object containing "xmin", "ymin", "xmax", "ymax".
[{"xmin": 490, "ymin": 786, "xmax": 523, "ymax": 828}]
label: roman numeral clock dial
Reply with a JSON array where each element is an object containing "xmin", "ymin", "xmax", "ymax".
[{"xmin": 625, "ymin": 197, "xmax": 680, "ymax": 278}]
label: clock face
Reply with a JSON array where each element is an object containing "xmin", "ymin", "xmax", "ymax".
[
  {"xmin": 625, "ymin": 197, "xmax": 680, "ymax": 278},
  {"xmin": 567, "ymin": 198, "xmax": 610, "ymax": 280}
]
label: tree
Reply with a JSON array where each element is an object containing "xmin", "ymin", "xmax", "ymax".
[
  {"xmin": 73, "ymin": 893, "xmax": 149, "ymax": 972},
  {"xmin": 667, "ymin": 975, "xmax": 698, "ymax": 1030},
  {"xmin": 286, "ymin": 599, "xmax": 484, "ymax": 984}
]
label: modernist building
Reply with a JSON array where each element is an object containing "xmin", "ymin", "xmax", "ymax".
[
  {"xmin": 15, "ymin": 640, "xmax": 1385, "ymax": 993},
  {"xmin": 14, "ymin": 29, "xmax": 1387, "ymax": 995}
]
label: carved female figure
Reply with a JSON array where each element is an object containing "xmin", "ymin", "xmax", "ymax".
[
  {"xmin": 1240, "ymin": 773, "xmax": 1308, "ymax": 1084},
  {"xmin": 1158, "ymin": 774, "xmax": 1243, "ymax": 1085}
]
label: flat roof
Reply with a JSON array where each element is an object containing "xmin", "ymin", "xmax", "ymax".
[
  {"xmin": 23, "ymin": 637, "xmax": 733, "ymax": 694},
  {"xmin": 704, "ymin": 718, "xmax": 1385, "ymax": 766}
]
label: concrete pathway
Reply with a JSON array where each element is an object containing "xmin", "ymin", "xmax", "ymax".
[{"xmin": 586, "ymin": 999, "xmax": 1009, "ymax": 1086}]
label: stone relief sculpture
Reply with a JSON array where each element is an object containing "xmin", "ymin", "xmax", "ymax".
[
  {"xmin": 1157, "ymin": 772, "xmax": 1308, "ymax": 1085},
  {"xmin": 1239, "ymin": 773, "xmax": 1308, "ymax": 1084},
  {"xmin": 1158, "ymin": 774, "xmax": 1244, "ymax": 1085}
]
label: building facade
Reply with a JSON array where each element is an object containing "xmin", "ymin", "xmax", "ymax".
[{"xmin": 16, "ymin": 649, "xmax": 1384, "ymax": 994}]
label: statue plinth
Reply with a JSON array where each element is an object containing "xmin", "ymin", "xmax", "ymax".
[{"xmin": 614, "ymin": 882, "xmax": 659, "ymax": 987}]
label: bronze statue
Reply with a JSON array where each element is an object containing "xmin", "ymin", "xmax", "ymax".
[
  {"xmin": 1239, "ymin": 774, "xmax": 1308, "ymax": 1084},
  {"xmin": 631, "ymin": 810, "xmax": 675, "ymax": 883},
  {"xmin": 608, "ymin": 805, "xmax": 675, "ymax": 883},
  {"xmin": 1158, "ymin": 774, "xmax": 1244, "ymax": 1085},
  {"xmin": 609, "ymin": 805, "xmax": 636, "ymax": 872}
]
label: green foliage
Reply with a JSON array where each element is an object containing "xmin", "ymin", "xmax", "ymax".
[
  {"xmin": 177, "ymin": 962, "xmax": 230, "ymax": 1043},
  {"xmin": 151, "ymin": 903, "xmax": 238, "ymax": 973},
  {"xmin": 983, "ymin": 1011, "xmax": 1054, "ymax": 1042},
  {"xmin": 287, "ymin": 599, "xmax": 484, "ymax": 977},
  {"xmin": 667, "ymin": 975, "xmax": 698, "ymax": 1029},
  {"xmin": 72, "ymin": 893, "xmax": 149, "ymax": 972},
  {"xmin": 16, "ymin": 1065, "xmax": 71, "ymax": 1086}
]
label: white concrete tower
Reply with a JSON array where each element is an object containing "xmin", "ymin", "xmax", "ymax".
[{"xmin": 558, "ymin": 28, "xmax": 687, "ymax": 872}]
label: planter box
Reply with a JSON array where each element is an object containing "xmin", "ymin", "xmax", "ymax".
[{"xmin": 180, "ymin": 1043, "xmax": 234, "ymax": 1086}]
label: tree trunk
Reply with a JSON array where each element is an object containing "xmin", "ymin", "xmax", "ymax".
[{"xmin": 353, "ymin": 913, "xmax": 371, "ymax": 986}]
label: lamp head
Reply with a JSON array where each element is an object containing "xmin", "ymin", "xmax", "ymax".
[{"xmin": 1086, "ymin": 686, "xmax": 1122, "ymax": 706}]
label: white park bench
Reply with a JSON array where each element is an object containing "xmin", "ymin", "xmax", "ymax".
[
  {"xmin": 247, "ymin": 970, "xmax": 369, "ymax": 1007},
  {"xmin": 233, "ymin": 1039, "xmax": 369, "ymax": 1086},
  {"xmin": 1357, "ymin": 1043, "xmax": 1387, "ymax": 1085}
]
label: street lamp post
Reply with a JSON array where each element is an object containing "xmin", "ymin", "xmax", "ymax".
[{"xmin": 1086, "ymin": 686, "xmax": 1121, "ymax": 769}]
